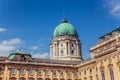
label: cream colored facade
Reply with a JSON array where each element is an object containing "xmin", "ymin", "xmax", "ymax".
[
  {"xmin": 50, "ymin": 35, "xmax": 82, "ymax": 61},
  {"xmin": 0, "ymin": 19, "xmax": 120, "ymax": 80}
]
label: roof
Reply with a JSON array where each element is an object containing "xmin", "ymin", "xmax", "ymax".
[
  {"xmin": 99, "ymin": 27, "xmax": 120, "ymax": 39},
  {"xmin": 53, "ymin": 18, "xmax": 78, "ymax": 38},
  {"xmin": 0, "ymin": 56, "xmax": 8, "ymax": 61}
]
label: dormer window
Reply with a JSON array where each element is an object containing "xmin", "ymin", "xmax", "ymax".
[{"xmin": 21, "ymin": 55, "xmax": 25, "ymax": 61}]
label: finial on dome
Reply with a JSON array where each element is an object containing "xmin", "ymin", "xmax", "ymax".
[{"xmin": 61, "ymin": 18, "xmax": 68, "ymax": 23}]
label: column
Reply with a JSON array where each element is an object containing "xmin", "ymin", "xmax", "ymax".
[
  {"xmin": 66, "ymin": 42, "xmax": 68, "ymax": 55},
  {"xmin": 71, "ymin": 71, "xmax": 74, "ymax": 80},
  {"xmin": 113, "ymin": 57, "xmax": 119, "ymax": 80},
  {"xmin": 6, "ymin": 68, "xmax": 10, "ymax": 80},
  {"xmin": 104, "ymin": 62, "xmax": 110, "ymax": 80},
  {"xmin": 76, "ymin": 42, "xmax": 79, "ymax": 55},
  {"xmin": 68, "ymin": 42, "xmax": 70, "ymax": 55},
  {"xmin": 35, "ymin": 69, "xmax": 38, "ymax": 80},
  {"xmin": 55, "ymin": 44, "xmax": 56, "ymax": 57},
  {"xmin": 16, "ymin": 69, "xmax": 20, "ymax": 80},
  {"xmin": 56, "ymin": 42, "xmax": 59, "ymax": 58},
  {"xmin": 4, "ymin": 65, "xmax": 9, "ymax": 80},
  {"xmin": 26, "ymin": 69, "xmax": 29, "ymax": 80},
  {"xmin": 50, "ymin": 70, "xmax": 53, "ymax": 80},
  {"xmin": 92, "ymin": 67, "xmax": 96, "ymax": 80},
  {"xmin": 57, "ymin": 70, "xmax": 60, "ymax": 80},
  {"xmin": 65, "ymin": 71, "xmax": 67, "ymax": 80},
  {"xmin": 43, "ymin": 70, "xmax": 45, "ymax": 80},
  {"xmin": 98, "ymin": 64, "xmax": 102, "ymax": 80}
]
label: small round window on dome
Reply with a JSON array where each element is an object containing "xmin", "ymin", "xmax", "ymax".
[{"xmin": 71, "ymin": 43, "xmax": 74, "ymax": 47}]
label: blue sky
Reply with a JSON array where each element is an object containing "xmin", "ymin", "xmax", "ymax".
[{"xmin": 0, "ymin": 0, "xmax": 120, "ymax": 59}]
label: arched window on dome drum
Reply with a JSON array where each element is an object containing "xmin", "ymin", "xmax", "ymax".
[
  {"xmin": 109, "ymin": 68, "xmax": 114, "ymax": 80},
  {"xmin": 60, "ymin": 50, "xmax": 64, "ymax": 56},
  {"xmin": 101, "ymin": 70, "xmax": 105, "ymax": 80},
  {"xmin": 70, "ymin": 50, "xmax": 74, "ymax": 55}
]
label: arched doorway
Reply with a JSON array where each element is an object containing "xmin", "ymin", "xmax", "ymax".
[
  {"xmin": 53, "ymin": 78, "xmax": 58, "ymax": 80},
  {"xmin": 28, "ymin": 77, "xmax": 34, "ymax": 80},
  {"xmin": 20, "ymin": 77, "xmax": 26, "ymax": 80},
  {"xmin": 45, "ymin": 78, "xmax": 51, "ymax": 80},
  {"xmin": 37, "ymin": 78, "xmax": 43, "ymax": 80},
  {"xmin": 10, "ymin": 77, "xmax": 16, "ymax": 80},
  {"xmin": 60, "ymin": 78, "xmax": 65, "ymax": 80}
]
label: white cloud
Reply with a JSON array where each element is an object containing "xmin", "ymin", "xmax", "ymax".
[
  {"xmin": 29, "ymin": 46, "xmax": 39, "ymax": 50},
  {"xmin": 0, "ymin": 38, "xmax": 22, "ymax": 56},
  {"xmin": 0, "ymin": 27, "xmax": 6, "ymax": 32},
  {"xmin": 105, "ymin": 0, "xmax": 120, "ymax": 18},
  {"xmin": 32, "ymin": 52, "xmax": 49, "ymax": 59}
]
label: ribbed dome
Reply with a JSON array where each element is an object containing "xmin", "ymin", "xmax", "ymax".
[{"xmin": 53, "ymin": 18, "xmax": 78, "ymax": 38}]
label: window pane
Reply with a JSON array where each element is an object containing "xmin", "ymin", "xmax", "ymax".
[
  {"xmin": 11, "ymin": 68, "xmax": 16, "ymax": 74},
  {"xmin": 110, "ymin": 68, "xmax": 114, "ymax": 80},
  {"xmin": 29, "ymin": 70, "xmax": 34, "ymax": 75},
  {"xmin": 20, "ymin": 69, "xmax": 25, "ymax": 75}
]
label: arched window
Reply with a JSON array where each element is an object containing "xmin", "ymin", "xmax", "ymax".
[
  {"xmin": 38, "ymin": 70, "xmax": 42, "ymax": 75},
  {"xmin": 70, "ymin": 50, "xmax": 74, "ymax": 55},
  {"xmin": 84, "ymin": 70, "xmax": 86, "ymax": 75},
  {"xmin": 60, "ymin": 50, "xmax": 64, "ymax": 56},
  {"xmin": 53, "ymin": 70, "xmax": 57, "ymax": 76},
  {"xmin": 96, "ymin": 66, "xmax": 98, "ymax": 73},
  {"xmin": 60, "ymin": 71, "xmax": 64, "ymax": 76},
  {"xmin": 20, "ymin": 69, "xmax": 25, "ymax": 75},
  {"xmin": 29, "ymin": 69, "xmax": 34, "ymax": 75},
  {"xmin": 109, "ymin": 68, "xmax": 114, "ymax": 80},
  {"xmin": 11, "ymin": 68, "xmax": 16, "ymax": 74},
  {"xmin": 101, "ymin": 70, "xmax": 105, "ymax": 80},
  {"xmin": 90, "ymin": 68, "xmax": 92, "ymax": 74}
]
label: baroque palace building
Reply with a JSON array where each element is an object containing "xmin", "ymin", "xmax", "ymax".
[{"xmin": 0, "ymin": 18, "xmax": 120, "ymax": 80}]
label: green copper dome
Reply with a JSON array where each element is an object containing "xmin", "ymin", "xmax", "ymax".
[{"xmin": 53, "ymin": 18, "xmax": 78, "ymax": 38}]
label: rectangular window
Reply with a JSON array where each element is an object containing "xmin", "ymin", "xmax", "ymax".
[
  {"xmin": 11, "ymin": 68, "xmax": 16, "ymax": 74},
  {"xmin": 29, "ymin": 70, "xmax": 34, "ymax": 75},
  {"xmin": 38, "ymin": 70, "xmax": 42, "ymax": 75},
  {"xmin": 20, "ymin": 69, "xmax": 25, "ymax": 75}
]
